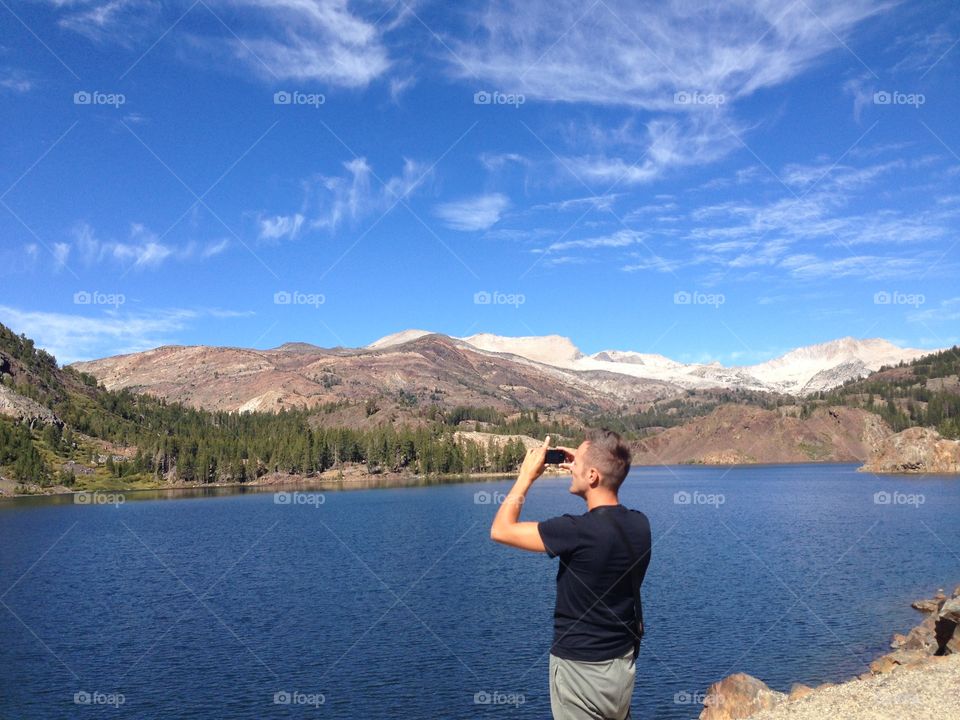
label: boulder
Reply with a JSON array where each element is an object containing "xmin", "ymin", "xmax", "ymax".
[
  {"xmin": 699, "ymin": 673, "xmax": 786, "ymax": 720},
  {"xmin": 860, "ymin": 426, "xmax": 960, "ymax": 473},
  {"xmin": 935, "ymin": 597, "xmax": 960, "ymax": 655},
  {"xmin": 787, "ymin": 683, "xmax": 814, "ymax": 701},
  {"xmin": 911, "ymin": 591, "xmax": 946, "ymax": 614}
]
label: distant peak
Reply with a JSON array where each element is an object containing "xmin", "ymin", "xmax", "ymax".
[{"xmin": 366, "ymin": 329, "xmax": 435, "ymax": 350}]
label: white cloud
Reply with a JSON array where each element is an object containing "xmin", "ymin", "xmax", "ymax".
[
  {"xmin": 434, "ymin": 193, "xmax": 510, "ymax": 231},
  {"xmin": 47, "ymin": 0, "xmax": 398, "ymax": 87},
  {"xmin": 0, "ymin": 305, "xmax": 214, "ymax": 364},
  {"xmin": 54, "ymin": 222, "xmax": 226, "ymax": 269},
  {"xmin": 0, "ymin": 68, "xmax": 33, "ymax": 93},
  {"xmin": 564, "ymin": 114, "xmax": 743, "ymax": 186},
  {"xmin": 259, "ymin": 213, "xmax": 305, "ymax": 241},
  {"xmin": 548, "ymin": 229, "xmax": 643, "ymax": 252},
  {"xmin": 260, "ymin": 157, "xmax": 432, "ymax": 237},
  {"xmin": 449, "ymin": 0, "xmax": 889, "ymax": 108}
]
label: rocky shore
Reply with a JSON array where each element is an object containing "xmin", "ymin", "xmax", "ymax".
[
  {"xmin": 859, "ymin": 427, "xmax": 960, "ymax": 474},
  {"xmin": 699, "ymin": 584, "xmax": 960, "ymax": 719}
]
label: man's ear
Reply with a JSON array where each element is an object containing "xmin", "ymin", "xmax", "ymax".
[{"xmin": 588, "ymin": 468, "xmax": 602, "ymax": 488}]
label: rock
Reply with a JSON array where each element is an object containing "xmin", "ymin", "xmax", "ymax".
[
  {"xmin": 890, "ymin": 633, "xmax": 908, "ymax": 649},
  {"xmin": 860, "ymin": 426, "xmax": 960, "ymax": 473},
  {"xmin": 699, "ymin": 673, "xmax": 787, "ymax": 720},
  {"xmin": 787, "ymin": 684, "xmax": 814, "ymax": 701},
  {"xmin": 899, "ymin": 614, "xmax": 939, "ymax": 653},
  {"xmin": 940, "ymin": 597, "xmax": 960, "ymax": 625},
  {"xmin": 912, "ymin": 592, "xmax": 947, "ymax": 613},
  {"xmin": 0, "ymin": 384, "xmax": 60, "ymax": 427},
  {"xmin": 870, "ymin": 650, "xmax": 930, "ymax": 674},
  {"xmin": 935, "ymin": 598, "xmax": 960, "ymax": 655}
]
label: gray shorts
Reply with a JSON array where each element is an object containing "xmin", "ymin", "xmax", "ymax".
[{"xmin": 549, "ymin": 648, "xmax": 635, "ymax": 720}]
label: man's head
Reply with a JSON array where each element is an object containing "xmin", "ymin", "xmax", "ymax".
[{"xmin": 567, "ymin": 428, "xmax": 632, "ymax": 498}]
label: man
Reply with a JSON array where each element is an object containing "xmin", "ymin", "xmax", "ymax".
[{"xmin": 490, "ymin": 429, "xmax": 651, "ymax": 720}]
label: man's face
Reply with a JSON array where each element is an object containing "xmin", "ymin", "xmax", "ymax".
[{"xmin": 568, "ymin": 441, "xmax": 593, "ymax": 497}]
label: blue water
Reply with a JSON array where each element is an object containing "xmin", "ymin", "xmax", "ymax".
[{"xmin": 1, "ymin": 463, "xmax": 958, "ymax": 719}]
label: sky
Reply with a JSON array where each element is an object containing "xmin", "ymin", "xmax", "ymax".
[{"xmin": 0, "ymin": 0, "xmax": 958, "ymax": 365}]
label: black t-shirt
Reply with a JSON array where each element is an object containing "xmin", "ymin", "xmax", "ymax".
[{"xmin": 538, "ymin": 504, "xmax": 651, "ymax": 661}]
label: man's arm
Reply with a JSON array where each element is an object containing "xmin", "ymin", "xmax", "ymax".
[{"xmin": 489, "ymin": 437, "xmax": 550, "ymax": 552}]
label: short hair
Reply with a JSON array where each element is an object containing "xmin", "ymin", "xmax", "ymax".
[{"xmin": 582, "ymin": 428, "xmax": 632, "ymax": 490}]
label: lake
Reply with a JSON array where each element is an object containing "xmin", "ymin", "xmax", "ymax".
[{"xmin": 1, "ymin": 463, "xmax": 958, "ymax": 719}]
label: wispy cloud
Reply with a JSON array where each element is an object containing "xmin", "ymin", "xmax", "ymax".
[
  {"xmin": 449, "ymin": 0, "xmax": 889, "ymax": 108},
  {"xmin": 48, "ymin": 0, "xmax": 400, "ymax": 87},
  {"xmin": 52, "ymin": 222, "xmax": 228, "ymax": 270},
  {"xmin": 434, "ymin": 193, "xmax": 510, "ymax": 231},
  {"xmin": 260, "ymin": 157, "xmax": 431, "ymax": 239},
  {"xmin": 0, "ymin": 304, "xmax": 251, "ymax": 364}
]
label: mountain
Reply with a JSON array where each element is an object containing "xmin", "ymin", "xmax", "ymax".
[
  {"xmin": 631, "ymin": 404, "xmax": 891, "ymax": 465},
  {"xmin": 70, "ymin": 331, "xmax": 941, "ymax": 418}
]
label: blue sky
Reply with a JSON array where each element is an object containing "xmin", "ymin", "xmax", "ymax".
[{"xmin": 0, "ymin": 0, "xmax": 958, "ymax": 365}]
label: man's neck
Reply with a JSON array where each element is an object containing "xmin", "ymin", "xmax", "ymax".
[{"xmin": 586, "ymin": 492, "xmax": 620, "ymax": 511}]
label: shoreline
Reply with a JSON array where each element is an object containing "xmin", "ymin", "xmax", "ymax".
[
  {"xmin": 699, "ymin": 583, "xmax": 960, "ymax": 719},
  {"xmin": 4, "ymin": 458, "xmax": 959, "ymax": 500}
]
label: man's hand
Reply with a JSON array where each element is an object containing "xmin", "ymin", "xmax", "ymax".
[
  {"xmin": 518, "ymin": 435, "xmax": 552, "ymax": 484},
  {"xmin": 489, "ymin": 435, "xmax": 552, "ymax": 553}
]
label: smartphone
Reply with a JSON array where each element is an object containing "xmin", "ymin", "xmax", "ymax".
[{"xmin": 545, "ymin": 449, "xmax": 567, "ymax": 464}]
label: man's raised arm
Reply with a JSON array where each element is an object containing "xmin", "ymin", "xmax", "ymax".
[{"xmin": 489, "ymin": 436, "xmax": 552, "ymax": 553}]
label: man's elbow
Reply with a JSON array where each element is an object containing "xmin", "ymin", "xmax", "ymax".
[{"xmin": 489, "ymin": 524, "xmax": 503, "ymax": 544}]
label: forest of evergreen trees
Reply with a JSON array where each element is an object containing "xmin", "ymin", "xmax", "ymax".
[
  {"xmin": 803, "ymin": 346, "xmax": 960, "ymax": 439},
  {"xmin": 0, "ymin": 324, "xmax": 568, "ymax": 488}
]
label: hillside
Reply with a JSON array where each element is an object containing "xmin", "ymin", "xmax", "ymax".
[
  {"xmin": 0, "ymin": 323, "xmax": 583, "ymax": 494},
  {"xmin": 631, "ymin": 405, "xmax": 890, "ymax": 465}
]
